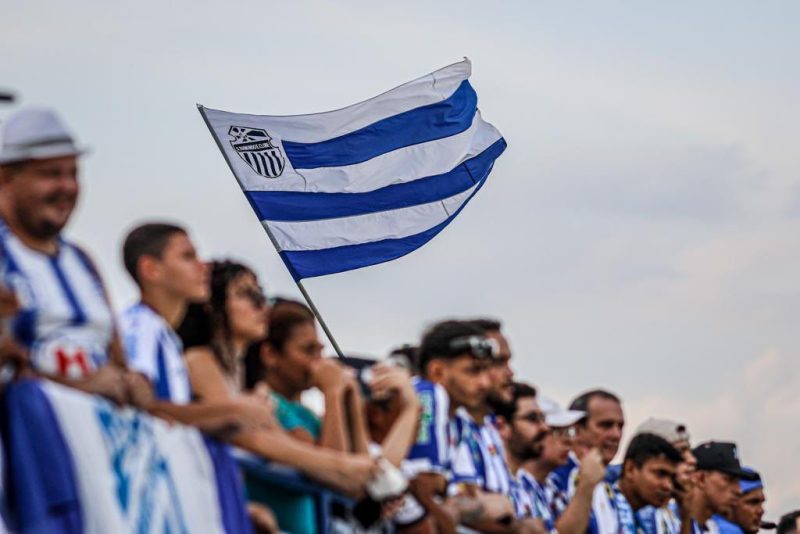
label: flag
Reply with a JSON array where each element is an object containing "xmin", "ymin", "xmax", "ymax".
[
  {"xmin": 4, "ymin": 380, "xmax": 251, "ymax": 534},
  {"xmin": 199, "ymin": 59, "xmax": 506, "ymax": 280}
]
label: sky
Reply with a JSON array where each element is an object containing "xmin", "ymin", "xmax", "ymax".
[{"xmin": 3, "ymin": 0, "xmax": 799, "ymax": 515}]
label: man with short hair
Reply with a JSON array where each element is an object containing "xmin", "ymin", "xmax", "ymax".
[
  {"xmin": 714, "ymin": 468, "xmax": 765, "ymax": 534},
  {"xmin": 777, "ymin": 510, "xmax": 800, "ymax": 534},
  {"xmin": 398, "ymin": 320, "xmax": 516, "ymax": 531},
  {"xmin": 551, "ymin": 389, "xmax": 625, "ymax": 534},
  {"xmin": 524, "ymin": 397, "xmax": 602, "ymax": 533},
  {"xmin": 119, "ymin": 222, "xmax": 273, "ymax": 431},
  {"xmin": 0, "ymin": 108, "xmax": 134, "ymax": 402},
  {"xmin": 614, "ymin": 433, "xmax": 683, "ymax": 533},
  {"xmin": 489, "ymin": 382, "xmax": 550, "ymax": 522},
  {"xmin": 633, "ymin": 418, "xmax": 696, "ymax": 534},
  {"xmin": 684, "ymin": 442, "xmax": 759, "ymax": 534}
]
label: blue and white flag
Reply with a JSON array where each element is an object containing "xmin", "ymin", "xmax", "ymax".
[
  {"xmin": 3, "ymin": 380, "xmax": 251, "ymax": 534},
  {"xmin": 199, "ymin": 59, "xmax": 506, "ymax": 280}
]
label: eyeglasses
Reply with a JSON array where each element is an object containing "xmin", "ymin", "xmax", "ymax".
[
  {"xmin": 236, "ymin": 287, "xmax": 268, "ymax": 308},
  {"xmin": 448, "ymin": 335, "xmax": 498, "ymax": 360},
  {"xmin": 515, "ymin": 411, "xmax": 545, "ymax": 424},
  {"xmin": 551, "ymin": 427, "xmax": 577, "ymax": 439}
]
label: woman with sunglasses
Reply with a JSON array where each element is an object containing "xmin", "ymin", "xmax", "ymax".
[{"xmin": 177, "ymin": 262, "xmax": 378, "ymax": 504}]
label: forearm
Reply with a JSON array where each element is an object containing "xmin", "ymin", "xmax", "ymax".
[
  {"xmin": 148, "ymin": 400, "xmax": 240, "ymax": 434},
  {"xmin": 344, "ymin": 386, "xmax": 371, "ymax": 455},
  {"xmin": 380, "ymin": 400, "xmax": 421, "ymax": 466},
  {"xmin": 555, "ymin": 484, "xmax": 594, "ymax": 534},
  {"xmin": 319, "ymin": 387, "xmax": 350, "ymax": 451}
]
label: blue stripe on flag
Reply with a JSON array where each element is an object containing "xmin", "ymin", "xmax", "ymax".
[
  {"xmin": 246, "ymin": 138, "xmax": 506, "ymax": 222},
  {"xmin": 279, "ymin": 158, "xmax": 494, "ymax": 280},
  {"xmin": 282, "ymin": 80, "xmax": 477, "ymax": 170},
  {"xmin": 5, "ymin": 379, "xmax": 84, "ymax": 533}
]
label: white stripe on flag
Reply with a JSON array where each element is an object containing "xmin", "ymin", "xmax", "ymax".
[
  {"xmin": 264, "ymin": 182, "xmax": 479, "ymax": 251},
  {"xmin": 297, "ymin": 112, "xmax": 501, "ymax": 193}
]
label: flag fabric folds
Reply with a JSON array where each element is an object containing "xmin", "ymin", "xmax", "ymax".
[{"xmin": 199, "ymin": 59, "xmax": 506, "ymax": 280}]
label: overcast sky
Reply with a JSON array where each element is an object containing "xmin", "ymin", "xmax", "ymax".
[{"xmin": 3, "ymin": 0, "xmax": 799, "ymax": 515}]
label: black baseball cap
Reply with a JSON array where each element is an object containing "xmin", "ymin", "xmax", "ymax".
[{"xmin": 692, "ymin": 441, "xmax": 759, "ymax": 481}]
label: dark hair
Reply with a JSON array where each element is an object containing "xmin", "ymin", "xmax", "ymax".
[
  {"xmin": 488, "ymin": 382, "xmax": 537, "ymax": 422},
  {"xmin": 624, "ymin": 433, "xmax": 682, "ymax": 468},
  {"xmin": 122, "ymin": 222, "xmax": 187, "ymax": 285},
  {"xmin": 177, "ymin": 260, "xmax": 256, "ymax": 375},
  {"xmin": 778, "ymin": 511, "xmax": 800, "ymax": 534},
  {"xmin": 569, "ymin": 389, "xmax": 622, "ymax": 426},
  {"xmin": 243, "ymin": 298, "xmax": 315, "ymax": 389},
  {"xmin": 417, "ymin": 320, "xmax": 484, "ymax": 376},
  {"xmin": 466, "ymin": 318, "xmax": 502, "ymax": 333}
]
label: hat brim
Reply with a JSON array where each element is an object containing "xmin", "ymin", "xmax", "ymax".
[
  {"xmin": 720, "ymin": 467, "xmax": 760, "ymax": 481},
  {"xmin": 546, "ymin": 409, "xmax": 585, "ymax": 428},
  {"xmin": 0, "ymin": 144, "xmax": 87, "ymax": 165}
]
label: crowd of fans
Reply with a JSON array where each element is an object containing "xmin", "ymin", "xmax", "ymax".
[{"xmin": 0, "ymin": 107, "xmax": 797, "ymax": 534}]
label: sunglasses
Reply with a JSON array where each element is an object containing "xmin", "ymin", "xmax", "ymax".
[
  {"xmin": 236, "ymin": 286, "xmax": 268, "ymax": 308},
  {"xmin": 448, "ymin": 335, "xmax": 498, "ymax": 360},
  {"xmin": 551, "ymin": 427, "xmax": 577, "ymax": 439}
]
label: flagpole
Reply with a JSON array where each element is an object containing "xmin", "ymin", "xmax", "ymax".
[
  {"xmin": 196, "ymin": 104, "xmax": 346, "ymax": 358},
  {"xmin": 295, "ymin": 280, "xmax": 345, "ymax": 358}
]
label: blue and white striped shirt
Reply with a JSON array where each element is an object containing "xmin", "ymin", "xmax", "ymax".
[
  {"xmin": 0, "ymin": 220, "xmax": 114, "ymax": 377},
  {"xmin": 119, "ymin": 303, "xmax": 191, "ymax": 404}
]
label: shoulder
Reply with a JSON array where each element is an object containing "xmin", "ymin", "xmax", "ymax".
[{"xmin": 185, "ymin": 345, "xmax": 219, "ymax": 369}]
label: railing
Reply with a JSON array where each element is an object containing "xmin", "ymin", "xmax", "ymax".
[{"xmin": 233, "ymin": 449, "xmax": 354, "ymax": 534}]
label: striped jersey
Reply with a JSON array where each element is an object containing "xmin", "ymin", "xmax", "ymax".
[
  {"xmin": 403, "ymin": 377, "xmax": 452, "ymax": 478},
  {"xmin": 0, "ymin": 220, "xmax": 114, "ymax": 377},
  {"xmin": 451, "ymin": 408, "xmax": 513, "ymax": 494},
  {"xmin": 638, "ymin": 502, "xmax": 682, "ymax": 534},
  {"xmin": 518, "ymin": 469, "xmax": 558, "ymax": 531},
  {"xmin": 119, "ymin": 303, "xmax": 191, "ymax": 404}
]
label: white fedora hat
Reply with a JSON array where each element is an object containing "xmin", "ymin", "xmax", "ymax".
[{"xmin": 0, "ymin": 108, "xmax": 87, "ymax": 165}]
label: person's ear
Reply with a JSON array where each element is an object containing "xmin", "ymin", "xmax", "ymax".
[
  {"xmin": 427, "ymin": 359, "xmax": 445, "ymax": 383},
  {"xmin": 495, "ymin": 415, "xmax": 512, "ymax": 441},
  {"xmin": 260, "ymin": 343, "xmax": 277, "ymax": 370},
  {"xmin": 622, "ymin": 459, "xmax": 636, "ymax": 479},
  {"xmin": 137, "ymin": 255, "xmax": 161, "ymax": 285}
]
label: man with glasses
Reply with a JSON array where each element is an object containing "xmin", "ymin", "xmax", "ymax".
[{"xmin": 524, "ymin": 397, "xmax": 606, "ymax": 534}]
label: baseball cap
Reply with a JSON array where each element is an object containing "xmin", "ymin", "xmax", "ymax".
[
  {"xmin": 539, "ymin": 396, "xmax": 585, "ymax": 428},
  {"xmin": 739, "ymin": 467, "xmax": 763, "ymax": 494},
  {"xmin": 635, "ymin": 417, "xmax": 690, "ymax": 444},
  {"xmin": 692, "ymin": 441, "xmax": 759, "ymax": 481},
  {"xmin": 0, "ymin": 108, "xmax": 87, "ymax": 165}
]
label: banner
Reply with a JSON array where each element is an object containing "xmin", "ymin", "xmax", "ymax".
[
  {"xmin": 3, "ymin": 380, "xmax": 251, "ymax": 534},
  {"xmin": 199, "ymin": 58, "xmax": 506, "ymax": 280}
]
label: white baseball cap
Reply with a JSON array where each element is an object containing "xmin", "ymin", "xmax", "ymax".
[
  {"xmin": 0, "ymin": 108, "xmax": 87, "ymax": 165},
  {"xmin": 539, "ymin": 396, "xmax": 585, "ymax": 428},
  {"xmin": 635, "ymin": 417, "xmax": 690, "ymax": 444}
]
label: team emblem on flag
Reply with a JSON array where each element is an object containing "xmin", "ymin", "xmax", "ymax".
[{"xmin": 229, "ymin": 126, "xmax": 286, "ymax": 178}]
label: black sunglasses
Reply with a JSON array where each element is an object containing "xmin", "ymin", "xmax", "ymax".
[
  {"xmin": 448, "ymin": 335, "xmax": 498, "ymax": 360},
  {"xmin": 515, "ymin": 411, "xmax": 545, "ymax": 424}
]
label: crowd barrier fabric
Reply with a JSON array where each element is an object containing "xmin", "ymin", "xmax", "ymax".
[{"xmin": 2, "ymin": 379, "xmax": 251, "ymax": 534}]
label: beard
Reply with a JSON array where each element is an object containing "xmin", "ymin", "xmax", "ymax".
[{"xmin": 15, "ymin": 194, "xmax": 75, "ymax": 239}]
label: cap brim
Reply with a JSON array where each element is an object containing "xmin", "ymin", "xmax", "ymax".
[
  {"xmin": 546, "ymin": 409, "xmax": 585, "ymax": 427},
  {"xmin": 0, "ymin": 144, "xmax": 87, "ymax": 165},
  {"xmin": 721, "ymin": 467, "xmax": 760, "ymax": 481}
]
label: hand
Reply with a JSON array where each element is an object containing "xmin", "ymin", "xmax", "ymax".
[
  {"xmin": 310, "ymin": 358, "xmax": 349, "ymax": 393},
  {"xmin": 85, "ymin": 364, "xmax": 127, "ymax": 405},
  {"xmin": 334, "ymin": 453, "xmax": 380, "ymax": 494},
  {"xmin": 124, "ymin": 371, "xmax": 155, "ymax": 410},
  {"xmin": 0, "ymin": 285, "xmax": 20, "ymax": 319},
  {"xmin": 230, "ymin": 389, "xmax": 276, "ymax": 430},
  {"xmin": 369, "ymin": 364, "xmax": 416, "ymax": 406},
  {"xmin": 247, "ymin": 502, "xmax": 279, "ymax": 534},
  {"xmin": 578, "ymin": 447, "xmax": 606, "ymax": 489},
  {"xmin": 0, "ymin": 336, "xmax": 27, "ymax": 373},
  {"xmin": 516, "ymin": 517, "xmax": 547, "ymax": 534},
  {"xmin": 475, "ymin": 492, "xmax": 515, "ymax": 523}
]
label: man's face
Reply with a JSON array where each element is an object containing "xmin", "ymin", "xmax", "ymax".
[
  {"xmin": 485, "ymin": 330, "xmax": 514, "ymax": 404},
  {"xmin": 672, "ymin": 439, "xmax": 696, "ymax": 491},
  {"xmin": 441, "ymin": 354, "xmax": 491, "ymax": 410},
  {"xmin": 576, "ymin": 396, "xmax": 624, "ymax": 464},
  {"xmin": 508, "ymin": 396, "xmax": 549, "ymax": 461},
  {"xmin": 154, "ymin": 233, "xmax": 209, "ymax": 302},
  {"xmin": 700, "ymin": 471, "xmax": 742, "ymax": 516},
  {"xmin": 0, "ymin": 156, "xmax": 79, "ymax": 239},
  {"xmin": 540, "ymin": 426, "xmax": 575, "ymax": 469},
  {"xmin": 733, "ymin": 488, "xmax": 766, "ymax": 534},
  {"xmin": 625, "ymin": 456, "xmax": 676, "ymax": 508}
]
